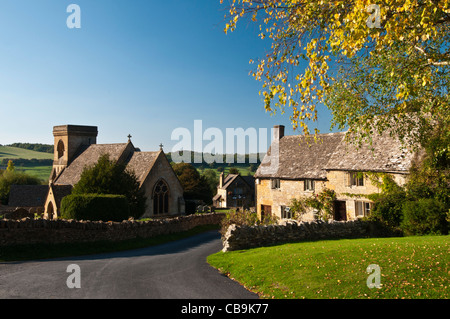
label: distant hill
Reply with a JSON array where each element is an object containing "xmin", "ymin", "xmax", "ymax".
[
  {"xmin": 6, "ymin": 143, "xmax": 53, "ymax": 153},
  {"xmin": 0, "ymin": 145, "xmax": 262, "ymax": 180},
  {"xmin": 166, "ymin": 151, "xmax": 264, "ymax": 167}
]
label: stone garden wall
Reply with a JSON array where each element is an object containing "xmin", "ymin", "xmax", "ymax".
[
  {"xmin": 0, "ymin": 213, "xmax": 225, "ymax": 247},
  {"xmin": 1, "ymin": 212, "xmax": 403, "ymax": 252},
  {"xmin": 222, "ymin": 219, "xmax": 402, "ymax": 252}
]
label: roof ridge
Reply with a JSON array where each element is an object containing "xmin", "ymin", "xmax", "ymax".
[
  {"xmin": 91, "ymin": 142, "xmax": 129, "ymax": 146},
  {"xmin": 282, "ymin": 131, "xmax": 346, "ymax": 138}
]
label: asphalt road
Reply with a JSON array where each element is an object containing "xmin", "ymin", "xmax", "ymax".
[{"xmin": 0, "ymin": 230, "xmax": 258, "ymax": 299}]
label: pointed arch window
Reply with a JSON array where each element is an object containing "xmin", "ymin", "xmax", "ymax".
[
  {"xmin": 153, "ymin": 179, "xmax": 169, "ymax": 215},
  {"xmin": 47, "ymin": 202, "xmax": 55, "ymax": 220}
]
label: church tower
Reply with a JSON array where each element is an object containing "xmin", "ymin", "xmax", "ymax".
[{"xmin": 50, "ymin": 125, "xmax": 98, "ymax": 182}]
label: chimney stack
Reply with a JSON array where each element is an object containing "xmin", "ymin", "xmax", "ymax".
[
  {"xmin": 219, "ymin": 172, "xmax": 224, "ymax": 188},
  {"xmin": 273, "ymin": 125, "xmax": 285, "ymax": 141}
]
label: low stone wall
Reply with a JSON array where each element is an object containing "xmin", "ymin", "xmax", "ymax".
[
  {"xmin": 222, "ymin": 219, "xmax": 403, "ymax": 252},
  {"xmin": 0, "ymin": 213, "xmax": 225, "ymax": 247}
]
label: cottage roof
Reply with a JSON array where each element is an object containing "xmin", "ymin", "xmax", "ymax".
[
  {"xmin": 255, "ymin": 130, "xmax": 415, "ymax": 180},
  {"xmin": 220, "ymin": 174, "xmax": 255, "ymax": 190},
  {"xmin": 54, "ymin": 143, "xmax": 130, "ymax": 185},
  {"xmin": 8, "ymin": 185, "xmax": 49, "ymax": 207},
  {"xmin": 324, "ymin": 132, "xmax": 414, "ymax": 173},
  {"xmin": 221, "ymin": 174, "xmax": 239, "ymax": 189},
  {"xmin": 255, "ymin": 133, "xmax": 345, "ymax": 180}
]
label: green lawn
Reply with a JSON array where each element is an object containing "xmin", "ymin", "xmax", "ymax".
[{"xmin": 207, "ymin": 235, "xmax": 449, "ymax": 299}]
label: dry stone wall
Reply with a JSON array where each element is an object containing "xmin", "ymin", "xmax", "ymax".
[
  {"xmin": 222, "ymin": 219, "xmax": 402, "ymax": 252},
  {"xmin": 0, "ymin": 213, "xmax": 224, "ymax": 247}
]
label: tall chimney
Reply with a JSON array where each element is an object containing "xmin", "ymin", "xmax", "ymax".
[
  {"xmin": 219, "ymin": 172, "xmax": 224, "ymax": 188},
  {"xmin": 273, "ymin": 125, "xmax": 285, "ymax": 141}
]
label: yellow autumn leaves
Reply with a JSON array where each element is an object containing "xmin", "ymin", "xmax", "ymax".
[{"xmin": 220, "ymin": 0, "xmax": 449, "ymax": 137}]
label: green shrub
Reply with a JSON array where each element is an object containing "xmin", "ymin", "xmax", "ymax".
[
  {"xmin": 72, "ymin": 154, "xmax": 146, "ymax": 219},
  {"xmin": 369, "ymin": 190, "xmax": 406, "ymax": 228},
  {"xmin": 367, "ymin": 174, "xmax": 407, "ymax": 228},
  {"xmin": 0, "ymin": 167, "xmax": 42, "ymax": 205},
  {"xmin": 60, "ymin": 194, "xmax": 130, "ymax": 222},
  {"xmin": 401, "ymin": 198, "xmax": 448, "ymax": 235}
]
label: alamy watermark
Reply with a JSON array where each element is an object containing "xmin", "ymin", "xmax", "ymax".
[
  {"xmin": 67, "ymin": 4, "xmax": 81, "ymax": 29},
  {"xmin": 366, "ymin": 264, "xmax": 382, "ymax": 289},
  {"xmin": 66, "ymin": 264, "xmax": 81, "ymax": 289},
  {"xmin": 366, "ymin": 4, "xmax": 381, "ymax": 29}
]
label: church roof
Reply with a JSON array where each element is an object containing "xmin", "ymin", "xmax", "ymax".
[
  {"xmin": 54, "ymin": 142, "xmax": 165, "ymax": 187},
  {"xmin": 50, "ymin": 184, "xmax": 73, "ymax": 209},
  {"xmin": 54, "ymin": 143, "xmax": 129, "ymax": 185},
  {"xmin": 126, "ymin": 151, "xmax": 160, "ymax": 184}
]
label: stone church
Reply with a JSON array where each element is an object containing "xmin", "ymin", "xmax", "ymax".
[{"xmin": 43, "ymin": 125, "xmax": 185, "ymax": 219}]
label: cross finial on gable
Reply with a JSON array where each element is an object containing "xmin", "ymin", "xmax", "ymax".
[
  {"xmin": 159, "ymin": 143, "xmax": 163, "ymax": 150},
  {"xmin": 127, "ymin": 134, "xmax": 132, "ymax": 141}
]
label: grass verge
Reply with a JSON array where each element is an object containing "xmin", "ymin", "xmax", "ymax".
[
  {"xmin": 0, "ymin": 224, "xmax": 219, "ymax": 262},
  {"xmin": 207, "ymin": 235, "xmax": 449, "ymax": 299}
]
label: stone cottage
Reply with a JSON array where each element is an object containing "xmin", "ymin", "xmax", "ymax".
[
  {"xmin": 254, "ymin": 125, "xmax": 414, "ymax": 221},
  {"xmin": 43, "ymin": 125, "xmax": 185, "ymax": 219},
  {"xmin": 213, "ymin": 173, "xmax": 255, "ymax": 209}
]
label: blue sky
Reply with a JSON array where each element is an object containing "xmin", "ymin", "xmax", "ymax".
[{"xmin": 0, "ymin": 0, "xmax": 335, "ymax": 153}]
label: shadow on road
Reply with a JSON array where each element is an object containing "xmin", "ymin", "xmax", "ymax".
[{"xmin": 3, "ymin": 230, "xmax": 223, "ymax": 264}]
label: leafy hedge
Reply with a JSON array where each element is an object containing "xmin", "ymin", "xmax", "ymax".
[
  {"xmin": 368, "ymin": 174, "xmax": 449, "ymax": 236},
  {"xmin": 401, "ymin": 198, "xmax": 448, "ymax": 235},
  {"xmin": 60, "ymin": 194, "xmax": 131, "ymax": 222}
]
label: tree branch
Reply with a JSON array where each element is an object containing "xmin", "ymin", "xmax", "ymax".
[{"xmin": 414, "ymin": 45, "xmax": 450, "ymax": 66}]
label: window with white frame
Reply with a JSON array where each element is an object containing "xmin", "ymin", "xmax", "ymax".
[
  {"xmin": 271, "ymin": 178, "xmax": 280, "ymax": 189},
  {"xmin": 281, "ymin": 205, "xmax": 293, "ymax": 219},
  {"xmin": 349, "ymin": 172, "xmax": 364, "ymax": 186},
  {"xmin": 304, "ymin": 179, "xmax": 315, "ymax": 191},
  {"xmin": 355, "ymin": 201, "xmax": 372, "ymax": 217}
]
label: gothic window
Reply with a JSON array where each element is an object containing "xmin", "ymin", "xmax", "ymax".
[
  {"xmin": 153, "ymin": 179, "xmax": 169, "ymax": 215},
  {"xmin": 47, "ymin": 202, "xmax": 55, "ymax": 220}
]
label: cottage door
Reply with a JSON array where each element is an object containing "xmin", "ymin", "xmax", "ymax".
[
  {"xmin": 334, "ymin": 201, "xmax": 347, "ymax": 221},
  {"xmin": 261, "ymin": 205, "xmax": 272, "ymax": 220}
]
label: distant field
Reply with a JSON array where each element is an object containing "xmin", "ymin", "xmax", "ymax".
[
  {"xmin": 0, "ymin": 146, "xmax": 53, "ymax": 160},
  {"xmin": 18, "ymin": 166, "xmax": 52, "ymax": 181},
  {"xmin": 0, "ymin": 146, "xmax": 53, "ymax": 181}
]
